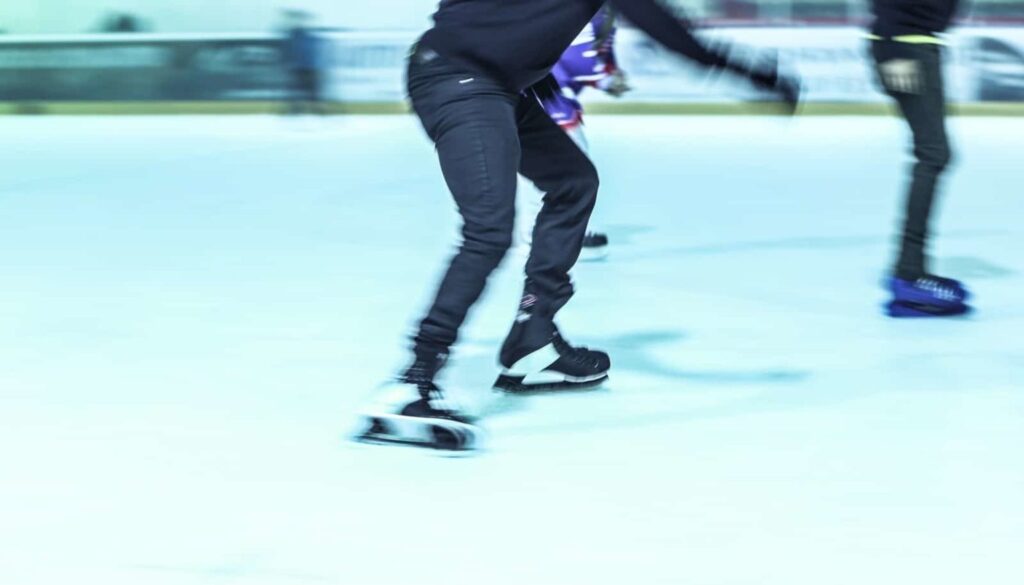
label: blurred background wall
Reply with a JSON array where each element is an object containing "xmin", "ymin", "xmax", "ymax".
[
  {"xmin": 2, "ymin": 1, "xmax": 1024, "ymax": 109},
  {"xmin": 4, "ymin": 1, "xmax": 1024, "ymax": 35},
  {"xmin": 0, "ymin": 1, "xmax": 437, "ymax": 34}
]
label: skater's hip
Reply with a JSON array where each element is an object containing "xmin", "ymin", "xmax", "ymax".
[{"xmin": 406, "ymin": 40, "xmax": 513, "ymax": 104}]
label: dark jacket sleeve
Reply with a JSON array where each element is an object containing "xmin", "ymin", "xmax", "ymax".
[
  {"xmin": 607, "ymin": 0, "xmax": 729, "ymax": 69},
  {"xmin": 607, "ymin": 0, "xmax": 778, "ymax": 87},
  {"xmin": 868, "ymin": 0, "xmax": 954, "ymax": 61},
  {"xmin": 871, "ymin": 0, "xmax": 960, "ymax": 61},
  {"xmin": 872, "ymin": 0, "xmax": 959, "ymax": 38}
]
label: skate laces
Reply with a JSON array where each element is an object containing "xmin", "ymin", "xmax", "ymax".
[
  {"xmin": 915, "ymin": 276, "xmax": 961, "ymax": 302},
  {"xmin": 552, "ymin": 333, "xmax": 601, "ymax": 367},
  {"xmin": 401, "ymin": 352, "xmax": 448, "ymax": 386}
]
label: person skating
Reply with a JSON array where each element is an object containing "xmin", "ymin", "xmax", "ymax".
[
  {"xmin": 869, "ymin": 0, "xmax": 971, "ymax": 317},
  {"xmin": 519, "ymin": 5, "xmax": 629, "ymax": 262},
  {"xmin": 356, "ymin": 0, "xmax": 800, "ymax": 451}
]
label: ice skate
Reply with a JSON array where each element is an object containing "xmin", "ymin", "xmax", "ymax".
[
  {"xmin": 495, "ymin": 307, "xmax": 610, "ymax": 393},
  {"xmin": 354, "ymin": 354, "xmax": 481, "ymax": 452},
  {"xmin": 886, "ymin": 274, "xmax": 971, "ymax": 318},
  {"xmin": 889, "ymin": 275, "xmax": 969, "ymax": 307}
]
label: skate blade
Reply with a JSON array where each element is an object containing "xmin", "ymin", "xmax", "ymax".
[
  {"xmin": 494, "ymin": 373, "xmax": 609, "ymax": 394},
  {"xmin": 351, "ymin": 412, "xmax": 482, "ymax": 454},
  {"xmin": 890, "ymin": 294, "xmax": 966, "ymax": 310},
  {"xmin": 885, "ymin": 300, "xmax": 973, "ymax": 318}
]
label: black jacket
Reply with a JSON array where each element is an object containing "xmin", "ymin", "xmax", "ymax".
[
  {"xmin": 871, "ymin": 0, "xmax": 961, "ymax": 60},
  {"xmin": 420, "ymin": 0, "xmax": 755, "ymax": 93}
]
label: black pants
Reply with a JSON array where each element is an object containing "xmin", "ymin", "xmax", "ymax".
[
  {"xmin": 872, "ymin": 43, "xmax": 953, "ymax": 280},
  {"xmin": 406, "ymin": 46, "xmax": 598, "ymax": 357}
]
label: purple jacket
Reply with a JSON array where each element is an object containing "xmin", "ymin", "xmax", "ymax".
[
  {"xmin": 542, "ymin": 8, "xmax": 619, "ymax": 128},
  {"xmin": 553, "ymin": 8, "xmax": 619, "ymax": 96}
]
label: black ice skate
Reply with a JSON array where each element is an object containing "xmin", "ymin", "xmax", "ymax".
[
  {"xmin": 495, "ymin": 307, "xmax": 610, "ymax": 393},
  {"xmin": 354, "ymin": 354, "xmax": 481, "ymax": 452},
  {"xmin": 580, "ymin": 231, "xmax": 609, "ymax": 262}
]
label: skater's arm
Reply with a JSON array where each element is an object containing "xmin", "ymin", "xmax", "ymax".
[
  {"xmin": 593, "ymin": 12, "xmax": 629, "ymax": 95},
  {"xmin": 607, "ymin": 0, "xmax": 788, "ymax": 94},
  {"xmin": 607, "ymin": 0, "xmax": 731, "ymax": 70}
]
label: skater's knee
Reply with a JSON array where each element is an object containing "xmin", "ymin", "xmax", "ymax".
[
  {"xmin": 938, "ymin": 144, "xmax": 954, "ymax": 170},
  {"xmin": 559, "ymin": 159, "xmax": 600, "ymax": 202},
  {"xmin": 575, "ymin": 160, "xmax": 600, "ymax": 197},
  {"xmin": 531, "ymin": 157, "xmax": 599, "ymax": 205},
  {"xmin": 915, "ymin": 141, "xmax": 952, "ymax": 172},
  {"xmin": 462, "ymin": 226, "xmax": 513, "ymax": 263}
]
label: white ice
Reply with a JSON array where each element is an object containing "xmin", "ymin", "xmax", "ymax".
[{"xmin": 1, "ymin": 114, "xmax": 1022, "ymax": 585}]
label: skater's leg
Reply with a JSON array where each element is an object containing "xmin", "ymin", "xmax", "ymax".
[
  {"xmin": 516, "ymin": 94, "xmax": 599, "ymax": 323},
  {"xmin": 873, "ymin": 43, "xmax": 968, "ymax": 315},
  {"xmin": 407, "ymin": 48, "xmax": 521, "ymax": 359},
  {"xmin": 286, "ymin": 68, "xmax": 303, "ymax": 115},
  {"xmin": 516, "ymin": 123, "xmax": 596, "ymax": 257},
  {"xmin": 354, "ymin": 48, "xmax": 520, "ymax": 451},
  {"xmin": 516, "ymin": 86, "xmax": 588, "ymax": 254},
  {"xmin": 875, "ymin": 44, "xmax": 952, "ymax": 280},
  {"xmin": 310, "ymin": 68, "xmax": 327, "ymax": 115},
  {"xmin": 563, "ymin": 123, "xmax": 610, "ymax": 261},
  {"xmin": 515, "ymin": 176, "xmax": 545, "ymax": 252},
  {"xmin": 298, "ymin": 69, "xmax": 317, "ymax": 115},
  {"xmin": 494, "ymin": 93, "xmax": 610, "ymax": 390}
]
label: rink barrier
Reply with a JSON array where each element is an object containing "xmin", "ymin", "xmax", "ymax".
[
  {"xmin": 4, "ymin": 101, "xmax": 1024, "ymax": 116},
  {"xmin": 2, "ymin": 26, "xmax": 1023, "ymax": 109},
  {"xmin": 0, "ymin": 100, "xmax": 405, "ymax": 115},
  {"xmin": 0, "ymin": 35, "xmax": 287, "ymax": 101},
  {"xmin": 322, "ymin": 26, "xmax": 1024, "ymax": 104}
]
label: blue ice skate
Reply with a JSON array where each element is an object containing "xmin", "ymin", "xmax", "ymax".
[
  {"xmin": 885, "ymin": 275, "xmax": 972, "ymax": 318},
  {"xmin": 889, "ymin": 275, "xmax": 970, "ymax": 307}
]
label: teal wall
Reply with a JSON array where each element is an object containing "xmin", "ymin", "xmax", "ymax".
[{"xmin": 0, "ymin": 1, "xmax": 437, "ymax": 34}]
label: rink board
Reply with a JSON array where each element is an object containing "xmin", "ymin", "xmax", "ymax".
[
  {"xmin": 329, "ymin": 26, "xmax": 1024, "ymax": 104},
  {"xmin": 1, "ymin": 26, "xmax": 1024, "ymax": 108},
  {"xmin": 4, "ymin": 101, "xmax": 1024, "ymax": 116}
]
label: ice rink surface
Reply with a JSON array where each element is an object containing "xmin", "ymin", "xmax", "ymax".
[{"xmin": 1, "ymin": 114, "xmax": 1022, "ymax": 585}]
